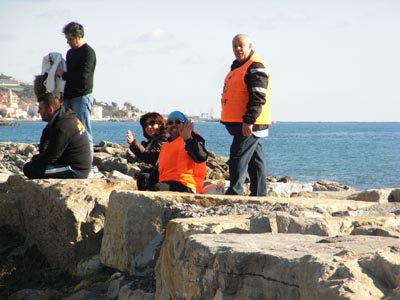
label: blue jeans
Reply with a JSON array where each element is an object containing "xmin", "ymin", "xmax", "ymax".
[
  {"xmin": 63, "ymin": 95, "xmax": 94, "ymax": 159},
  {"xmin": 225, "ymin": 124, "xmax": 267, "ymax": 196}
]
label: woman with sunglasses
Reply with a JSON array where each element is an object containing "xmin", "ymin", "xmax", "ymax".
[
  {"xmin": 147, "ymin": 110, "xmax": 209, "ymax": 193},
  {"xmin": 127, "ymin": 112, "xmax": 169, "ymax": 189}
]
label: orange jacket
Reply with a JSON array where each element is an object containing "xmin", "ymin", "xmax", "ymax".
[
  {"xmin": 158, "ymin": 136, "xmax": 207, "ymax": 193},
  {"xmin": 221, "ymin": 53, "xmax": 271, "ymax": 124}
]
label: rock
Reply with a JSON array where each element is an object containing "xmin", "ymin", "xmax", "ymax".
[
  {"xmin": 389, "ymin": 189, "xmax": 400, "ymax": 202},
  {"xmin": 76, "ymin": 254, "xmax": 104, "ymax": 278},
  {"xmin": 99, "ymin": 157, "xmax": 129, "ymax": 174},
  {"xmin": 156, "ymin": 230, "xmax": 400, "ymax": 300},
  {"xmin": 7, "ymin": 288, "xmax": 62, "ymax": 300},
  {"xmin": 107, "ymin": 276, "xmax": 132, "ymax": 300},
  {"xmin": 108, "ymin": 170, "xmax": 134, "ymax": 181},
  {"xmin": 0, "ymin": 175, "xmax": 136, "ymax": 275},
  {"xmin": 92, "ymin": 152, "xmax": 113, "ymax": 167},
  {"xmin": 100, "ymin": 190, "xmax": 376, "ymax": 273},
  {"xmin": 130, "ymin": 233, "xmax": 164, "ymax": 277},
  {"xmin": 98, "ymin": 140, "xmax": 122, "ymax": 149},
  {"xmin": 118, "ymin": 286, "xmax": 155, "ymax": 300},
  {"xmin": 313, "ymin": 179, "xmax": 354, "ymax": 191},
  {"xmin": 0, "ymin": 142, "xmax": 359, "ymax": 196},
  {"xmin": 267, "ymin": 182, "xmax": 313, "ymax": 197},
  {"xmin": 290, "ymin": 191, "xmax": 317, "ymax": 198},
  {"xmin": 277, "ymin": 175, "xmax": 292, "ymax": 183},
  {"xmin": 2, "ymin": 142, "xmax": 400, "ymax": 299},
  {"xmin": 347, "ymin": 188, "xmax": 393, "ymax": 203}
]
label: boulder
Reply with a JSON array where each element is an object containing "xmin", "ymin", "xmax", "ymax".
[
  {"xmin": 0, "ymin": 175, "xmax": 136, "ymax": 275},
  {"xmin": 347, "ymin": 188, "xmax": 394, "ymax": 203},
  {"xmin": 100, "ymin": 191, "xmax": 376, "ymax": 272},
  {"xmin": 156, "ymin": 227, "xmax": 400, "ymax": 300},
  {"xmin": 275, "ymin": 212, "xmax": 400, "ymax": 237},
  {"xmin": 389, "ymin": 189, "xmax": 400, "ymax": 202}
]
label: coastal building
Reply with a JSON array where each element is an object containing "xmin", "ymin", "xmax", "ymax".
[
  {"xmin": 0, "ymin": 76, "xmax": 20, "ymax": 88},
  {"xmin": 1, "ymin": 73, "xmax": 155, "ymax": 120},
  {"xmin": 0, "ymin": 89, "xmax": 23, "ymax": 118},
  {"xmin": 19, "ymin": 100, "xmax": 38, "ymax": 119},
  {"xmin": 92, "ymin": 104, "xmax": 103, "ymax": 120},
  {"xmin": 0, "ymin": 74, "xmax": 25, "ymax": 118}
]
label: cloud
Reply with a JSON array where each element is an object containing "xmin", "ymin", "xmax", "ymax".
[
  {"xmin": 251, "ymin": 10, "xmax": 311, "ymax": 31},
  {"xmin": 136, "ymin": 28, "xmax": 173, "ymax": 43},
  {"xmin": 182, "ymin": 54, "xmax": 205, "ymax": 65},
  {"xmin": 12, "ymin": 0, "xmax": 50, "ymax": 2},
  {"xmin": 119, "ymin": 30, "xmax": 183, "ymax": 57},
  {"xmin": 280, "ymin": 11, "xmax": 310, "ymax": 23},
  {"xmin": 0, "ymin": 32, "xmax": 16, "ymax": 42},
  {"xmin": 35, "ymin": 8, "xmax": 72, "ymax": 21}
]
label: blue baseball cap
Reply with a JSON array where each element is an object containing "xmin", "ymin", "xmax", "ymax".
[{"xmin": 167, "ymin": 111, "xmax": 188, "ymax": 122}]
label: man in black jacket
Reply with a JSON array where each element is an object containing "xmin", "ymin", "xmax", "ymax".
[{"xmin": 23, "ymin": 93, "xmax": 92, "ymax": 179}]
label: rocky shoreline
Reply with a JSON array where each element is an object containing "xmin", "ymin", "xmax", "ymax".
[
  {"xmin": 0, "ymin": 120, "xmax": 18, "ymax": 126},
  {"xmin": 0, "ymin": 141, "xmax": 355, "ymax": 195},
  {"xmin": 0, "ymin": 142, "xmax": 399, "ymax": 300}
]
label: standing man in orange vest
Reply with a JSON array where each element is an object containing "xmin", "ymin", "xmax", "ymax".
[{"xmin": 221, "ymin": 33, "xmax": 272, "ymax": 196}]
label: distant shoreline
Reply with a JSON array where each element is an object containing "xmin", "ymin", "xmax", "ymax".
[
  {"xmin": 9, "ymin": 117, "xmax": 400, "ymax": 126},
  {"xmin": 7, "ymin": 119, "xmax": 400, "ymax": 124},
  {"xmin": 0, "ymin": 119, "xmax": 18, "ymax": 126}
]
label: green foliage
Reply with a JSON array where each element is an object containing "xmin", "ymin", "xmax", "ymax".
[{"xmin": 96, "ymin": 101, "xmax": 134, "ymax": 118}]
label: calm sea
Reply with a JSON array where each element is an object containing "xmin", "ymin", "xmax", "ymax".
[{"xmin": 1, "ymin": 121, "xmax": 399, "ymax": 191}]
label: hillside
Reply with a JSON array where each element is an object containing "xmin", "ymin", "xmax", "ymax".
[{"xmin": 0, "ymin": 72, "xmax": 35, "ymax": 101}]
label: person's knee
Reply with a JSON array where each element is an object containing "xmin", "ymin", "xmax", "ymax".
[
  {"xmin": 23, "ymin": 163, "xmax": 33, "ymax": 178},
  {"xmin": 23, "ymin": 162, "xmax": 44, "ymax": 179}
]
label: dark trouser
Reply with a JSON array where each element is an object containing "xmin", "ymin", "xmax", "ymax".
[
  {"xmin": 23, "ymin": 161, "xmax": 88, "ymax": 179},
  {"xmin": 148, "ymin": 181, "xmax": 193, "ymax": 193},
  {"xmin": 136, "ymin": 172, "xmax": 151, "ymax": 190},
  {"xmin": 225, "ymin": 126, "xmax": 267, "ymax": 196}
]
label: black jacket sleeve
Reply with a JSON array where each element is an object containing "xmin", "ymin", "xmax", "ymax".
[
  {"xmin": 129, "ymin": 131, "xmax": 169, "ymax": 165},
  {"xmin": 184, "ymin": 132, "xmax": 209, "ymax": 163},
  {"xmin": 243, "ymin": 61, "xmax": 269, "ymax": 124}
]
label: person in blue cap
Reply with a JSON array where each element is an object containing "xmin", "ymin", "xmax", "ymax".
[{"xmin": 147, "ymin": 111, "xmax": 209, "ymax": 193}]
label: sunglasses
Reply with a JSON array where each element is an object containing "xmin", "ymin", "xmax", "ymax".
[
  {"xmin": 144, "ymin": 119, "xmax": 156, "ymax": 127},
  {"xmin": 167, "ymin": 119, "xmax": 183, "ymax": 126}
]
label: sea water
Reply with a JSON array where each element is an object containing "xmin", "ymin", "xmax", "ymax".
[{"xmin": 1, "ymin": 121, "xmax": 399, "ymax": 190}]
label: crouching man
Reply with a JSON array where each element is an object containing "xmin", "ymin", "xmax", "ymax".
[{"xmin": 23, "ymin": 93, "xmax": 92, "ymax": 179}]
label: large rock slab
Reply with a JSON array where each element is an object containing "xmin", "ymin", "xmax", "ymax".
[
  {"xmin": 156, "ymin": 230, "xmax": 400, "ymax": 300},
  {"xmin": 100, "ymin": 191, "xmax": 376, "ymax": 272},
  {"xmin": 0, "ymin": 175, "xmax": 136, "ymax": 274},
  {"xmin": 100, "ymin": 191, "xmax": 167, "ymax": 272},
  {"xmin": 275, "ymin": 212, "xmax": 400, "ymax": 237},
  {"xmin": 347, "ymin": 188, "xmax": 395, "ymax": 203}
]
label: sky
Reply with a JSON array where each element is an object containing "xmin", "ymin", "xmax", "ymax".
[{"xmin": 0, "ymin": 0, "xmax": 399, "ymax": 121}]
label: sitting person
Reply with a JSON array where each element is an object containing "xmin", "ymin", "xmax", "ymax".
[
  {"xmin": 148, "ymin": 111, "xmax": 209, "ymax": 193},
  {"xmin": 23, "ymin": 93, "xmax": 92, "ymax": 179},
  {"xmin": 126, "ymin": 112, "xmax": 169, "ymax": 189}
]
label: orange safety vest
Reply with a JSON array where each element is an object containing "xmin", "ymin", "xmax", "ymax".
[
  {"xmin": 158, "ymin": 136, "xmax": 207, "ymax": 193},
  {"xmin": 221, "ymin": 53, "xmax": 271, "ymax": 124}
]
